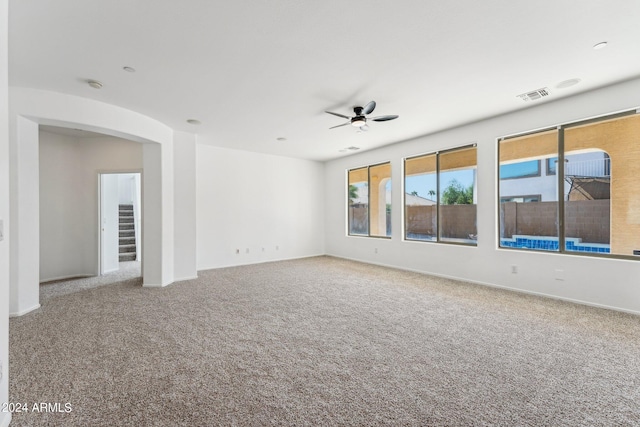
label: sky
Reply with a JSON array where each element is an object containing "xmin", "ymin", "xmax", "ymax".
[{"xmin": 405, "ymin": 169, "xmax": 475, "ymax": 199}]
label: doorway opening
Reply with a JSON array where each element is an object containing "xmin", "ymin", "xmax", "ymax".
[{"xmin": 100, "ymin": 172, "xmax": 142, "ymax": 276}]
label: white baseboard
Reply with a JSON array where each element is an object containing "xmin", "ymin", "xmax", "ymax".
[
  {"xmin": 40, "ymin": 273, "xmax": 93, "ymax": 284},
  {"xmin": 174, "ymin": 275, "xmax": 198, "ymax": 282},
  {"xmin": 142, "ymin": 283, "xmax": 168, "ymax": 288},
  {"xmin": 328, "ymin": 254, "xmax": 640, "ymax": 317},
  {"xmin": 0, "ymin": 412, "xmax": 12, "ymax": 427},
  {"xmin": 10, "ymin": 303, "xmax": 41, "ymax": 317},
  {"xmin": 196, "ymin": 253, "xmax": 325, "ymax": 273}
]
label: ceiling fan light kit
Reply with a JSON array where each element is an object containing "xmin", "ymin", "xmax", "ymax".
[{"xmin": 326, "ymin": 100, "xmax": 398, "ymax": 131}]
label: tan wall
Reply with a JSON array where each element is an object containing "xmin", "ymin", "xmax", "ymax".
[
  {"xmin": 406, "ymin": 205, "xmax": 436, "ymax": 236},
  {"xmin": 406, "ymin": 205, "xmax": 477, "ymax": 239},
  {"xmin": 349, "ymin": 206, "xmax": 368, "ymax": 234},
  {"xmin": 348, "ymin": 167, "xmax": 367, "ymax": 183},
  {"xmin": 349, "ymin": 207, "xmax": 391, "ymax": 236},
  {"xmin": 566, "ymin": 200, "xmax": 610, "ymax": 243},
  {"xmin": 515, "ymin": 201, "xmax": 558, "ymax": 237},
  {"xmin": 440, "ymin": 146, "xmax": 476, "ymax": 172},
  {"xmin": 500, "ymin": 200, "xmax": 610, "ymax": 244},
  {"xmin": 441, "ymin": 205, "xmax": 477, "ymax": 239},
  {"xmin": 405, "ymin": 154, "xmax": 436, "ymax": 176},
  {"xmin": 406, "ymin": 147, "xmax": 476, "ymax": 177},
  {"xmin": 500, "ymin": 129, "xmax": 558, "ymax": 163}
]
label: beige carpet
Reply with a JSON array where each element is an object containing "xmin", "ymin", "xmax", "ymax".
[
  {"xmin": 9, "ymin": 256, "xmax": 640, "ymax": 426},
  {"xmin": 39, "ymin": 261, "xmax": 142, "ymax": 300}
]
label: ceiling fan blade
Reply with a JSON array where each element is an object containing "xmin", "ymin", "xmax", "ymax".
[
  {"xmin": 371, "ymin": 115, "xmax": 399, "ymax": 122},
  {"xmin": 363, "ymin": 101, "xmax": 376, "ymax": 115},
  {"xmin": 325, "ymin": 111, "xmax": 351, "ymax": 120},
  {"xmin": 329, "ymin": 122, "xmax": 351, "ymax": 129}
]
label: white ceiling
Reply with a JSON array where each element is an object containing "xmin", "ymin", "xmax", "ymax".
[{"xmin": 9, "ymin": 1, "xmax": 640, "ymax": 161}]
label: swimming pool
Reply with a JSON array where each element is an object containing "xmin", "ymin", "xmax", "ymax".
[{"xmin": 500, "ymin": 235, "xmax": 610, "ymax": 253}]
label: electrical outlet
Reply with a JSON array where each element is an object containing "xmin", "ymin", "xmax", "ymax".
[
  {"xmin": 374, "ymin": 248, "xmax": 378, "ymax": 254},
  {"xmin": 276, "ymin": 245, "xmax": 279, "ymax": 251},
  {"xmin": 235, "ymin": 249, "xmax": 240, "ymax": 255},
  {"xmin": 511, "ymin": 265, "xmax": 518, "ymax": 274},
  {"xmin": 245, "ymin": 248, "xmax": 249, "ymax": 254}
]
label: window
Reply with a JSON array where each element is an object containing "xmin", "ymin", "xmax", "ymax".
[
  {"xmin": 499, "ymin": 160, "xmax": 541, "ymax": 179},
  {"xmin": 404, "ymin": 154, "xmax": 437, "ymax": 241},
  {"xmin": 348, "ymin": 162, "xmax": 391, "ymax": 237},
  {"xmin": 500, "ymin": 195, "xmax": 541, "ymax": 203},
  {"xmin": 404, "ymin": 145, "xmax": 477, "ymax": 245},
  {"xmin": 499, "ymin": 129, "xmax": 559, "ymax": 251},
  {"xmin": 564, "ymin": 119, "xmax": 615, "ymax": 255},
  {"xmin": 546, "ymin": 157, "xmax": 558, "ymax": 175},
  {"xmin": 499, "ymin": 111, "xmax": 640, "ymax": 258},
  {"xmin": 348, "ymin": 168, "xmax": 368, "ymax": 236}
]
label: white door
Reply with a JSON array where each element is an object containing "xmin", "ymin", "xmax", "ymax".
[{"xmin": 100, "ymin": 174, "xmax": 120, "ymax": 274}]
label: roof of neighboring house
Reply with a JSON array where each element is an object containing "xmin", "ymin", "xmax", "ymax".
[
  {"xmin": 351, "ymin": 193, "xmax": 436, "ymax": 206},
  {"xmin": 567, "ymin": 177, "xmax": 611, "ymax": 201},
  {"xmin": 405, "ymin": 193, "xmax": 436, "ymax": 206}
]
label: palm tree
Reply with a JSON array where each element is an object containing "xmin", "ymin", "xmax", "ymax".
[
  {"xmin": 348, "ymin": 185, "xmax": 358, "ymax": 204},
  {"xmin": 428, "ymin": 189, "xmax": 436, "ymax": 200}
]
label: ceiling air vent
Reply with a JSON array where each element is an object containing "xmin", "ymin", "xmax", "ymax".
[{"xmin": 517, "ymin": 87, "xmax": 550, "ymax": 102}]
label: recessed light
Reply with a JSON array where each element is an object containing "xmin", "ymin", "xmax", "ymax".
[
  {"xmin": 87, "ymin": 80, "xmax": 103, "ymax": 89},
  {"xmin": 556, "ymin": 78, "xmax": 581, "ymax": 89},
  {"xmin": 593, "ymin": 41, "xmax": 608, "ymax": 50},
  {"xmin": 123, "ymin": 66, "xmax": 136, "ymax": 73},
  {"xmin": 276, "ymin": 137, "xmax": 287, "ymax": 141},
  {"xmin": 186, "ymin": 119, "xmax": 201, "ymax": 125}
]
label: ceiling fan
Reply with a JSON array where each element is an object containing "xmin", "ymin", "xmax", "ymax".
[{"xmin": 325, "ymin": 101, "xmax": 398, "ymax": 131}]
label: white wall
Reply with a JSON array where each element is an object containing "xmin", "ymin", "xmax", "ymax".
[
  {"xmin": 196, "ymin": 145, "xmax": 325, "ymax": 270},
  {"xmin": 118, "ymin": 173, "xmax": 137, "ymax": 204},
  {"xmin": 325, "ymin": 76, "xmax": 640, "ymax": 315},
  {"xmin": 500, "ymin": 152, "xmax": 607, "ymax": 202},
  {"xmin": 9, "ymin": 116, "xmax": 40, "ymax": 316},
  {"xmin": 499, "ymin": 171, "xmax": 556, "ymax": 202},
  {"xmin": 173, "ymin": 131, "xmax": 197, "ymax": 280},
  {"xmin": 10, "ymin": 87, "xmax": 176, "ymax": 315},
  {"xmin": 0, "ymin": 1, "xmax": 10, "ymax": 425},
  {"xmin": 39, "ymin": 131, "xmax": 143, "ymax": 282},
  {"xmin": 141, "ymin": 143, "xmax": 161, "ymax": 284}
]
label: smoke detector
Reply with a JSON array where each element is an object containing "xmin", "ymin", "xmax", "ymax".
[{"xmin": 517, "ymin": 87, "xmax": 550, "ymax": 102}]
